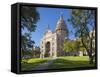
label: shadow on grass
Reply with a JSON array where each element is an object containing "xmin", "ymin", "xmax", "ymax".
[
  {"xmin": 21, "ymin": 58, "xmax": 49, "ymax": 71},
  {"xmin": 48, "ymin": 58, "xmax": 95, "ymax": 69},
  {"xmin": 21, "ymin": 56, "xmax": 96, "ymax": 71}
]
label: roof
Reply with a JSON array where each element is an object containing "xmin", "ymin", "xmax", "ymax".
[{"xmin": 56, "ymin": 14, "xmax": 67, "ymax": 31}]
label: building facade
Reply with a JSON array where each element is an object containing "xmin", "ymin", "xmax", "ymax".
[{"xmin": 40, "ymin": 15, "xmax": 68, "ymax": 58}]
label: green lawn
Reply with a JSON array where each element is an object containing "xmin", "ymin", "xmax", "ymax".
[
  {"xmin": 21, "ymin": 56, "xmax": 95, "ymax": 71},
  {"xmin": 21, "ymin": 58, "xmax": 50, "ymax": 71},
  {"xmin": 49, "ymin": 56, "xmax": 95, "ymax": 69}
]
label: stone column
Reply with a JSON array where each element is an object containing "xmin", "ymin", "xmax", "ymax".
[
  {"xmin": 50, "ymin": 41, "xmax": 52, "ymax": 57},
  {"xmin": 53, "ymin": 35, "xmax": 57, "ymax": 58},
  {"xmin": 43, "ymin": 42, "xmax": 45, "ymax": 58}
]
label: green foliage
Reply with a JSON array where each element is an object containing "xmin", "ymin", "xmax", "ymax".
[
  {"xmin": 21, "ymin": 33, "xmax": 34, "ymax": 48},
  {"xmin": 69, "ymin": 9, "xmax": 95, "ymax": 37},
  {"xmin": 21, "ymin": 6, "xmax": 40, "ymax": 58},
  {"xmin": 63, "ymin": 39, "xmax": 74, "ymax": 52},
  {"xmin": 63, "ymin": 39, "xmax": 81, "ymax": 52},
  {"xmin": 21, "ymin": 33, "xmax": 34, "ymax": 58},
  {"xmin": 32, "ymin": 46, "xmax": 40, "ymax": 58},
  {"xmin": 68, "ymin": 9, "xmax": 95, "ymax": 64},
  {"xmin": 79, "ymin": 46, "xmax": 86, "ymax": 52},
  {"xmin": 21, "ymin": 6, "xmax": 40, "ymax": 32}
]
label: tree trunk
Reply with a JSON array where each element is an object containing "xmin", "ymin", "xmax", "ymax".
[
  {"xmin": 89, "ymin": 37, "xmax": 94, "ymax": 64},
  {"xmin": 81, "ymin": 37, "xmax": 94, "ymax": 64},
  {"xmin": 89, "ymin": 55, "xmax": 94, "ymax": 64},
  {"xmin": 81, "ymin": 23, "xmax": 94, "ymax": 64}
]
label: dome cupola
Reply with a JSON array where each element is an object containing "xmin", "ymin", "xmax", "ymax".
[{"xmin": 44, "ymin": 25, "xmax": 52, "ymax": 34}]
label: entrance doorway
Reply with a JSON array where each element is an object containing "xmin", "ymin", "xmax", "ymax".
[{"xmin": 45, "ymin": 42, "xmax": 50, "ymax": 57}]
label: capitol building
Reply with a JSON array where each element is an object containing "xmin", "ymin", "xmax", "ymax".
[{"xmin": 40, "ymin": 15, "xmax": 68, "ymax": 58}]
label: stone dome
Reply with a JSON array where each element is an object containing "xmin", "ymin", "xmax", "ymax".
[{"xmin": 56, "ymin": 15, "xmax": 67, "ymax": 31}]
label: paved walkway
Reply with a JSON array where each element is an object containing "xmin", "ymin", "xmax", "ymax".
[{"xmin": 32, "ymin": 57, "xmax": 57, "ymax": 70}]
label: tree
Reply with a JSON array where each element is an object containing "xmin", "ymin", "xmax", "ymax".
[
  {"xmin": 21, "ymin": 6, "xmax": 40, "ymax": 58},
  {"xmin": 21, "ymin": 6, "xmax": 40, "ymax": 32},
  {"xmin": 68, "ymin": 9, "xmax": 95, "ymax": 64},
  {"xmin": 63, "ymin": 39, "xmax": 74, "ymax": 52},
  {"xmin": 21, "ymin": 33, "xmax": 35, "ymax": 58},
  {"xmin": 34, "ymin": 46, "xmax": 40, "ymax": 57},
  {"xmin": 63, "ymin": 39, "xmax": 81, "ymax": 55},
  {"xmin": 74, "ymin": 39, "xmax": 81, "ymax": 52}
]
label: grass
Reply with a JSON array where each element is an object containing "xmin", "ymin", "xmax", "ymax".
[
  {"xmin": 49, "ymin": 56, "xmax": 95, "ymax": 69},
  {"xmin": 21, "ymin": 58, "xmax": 50, "ymax": 71},
  {"xmin": 21, "ymin": 56, "xmax": 95, "ymax": 71}
]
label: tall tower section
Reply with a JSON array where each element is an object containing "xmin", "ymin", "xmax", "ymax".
[{"xmin": 56, "ymin": 14, "xmax": 68, "ymax": 56}]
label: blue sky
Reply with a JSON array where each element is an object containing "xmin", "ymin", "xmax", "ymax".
[{"xmin": 22, "ymin": 7, "xmax": 76, "ymax": 46}]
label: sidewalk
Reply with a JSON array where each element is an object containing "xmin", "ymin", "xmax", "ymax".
[{"xmin": 31, "ymin": 58, "xmax": 57, "ymax": 70}]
